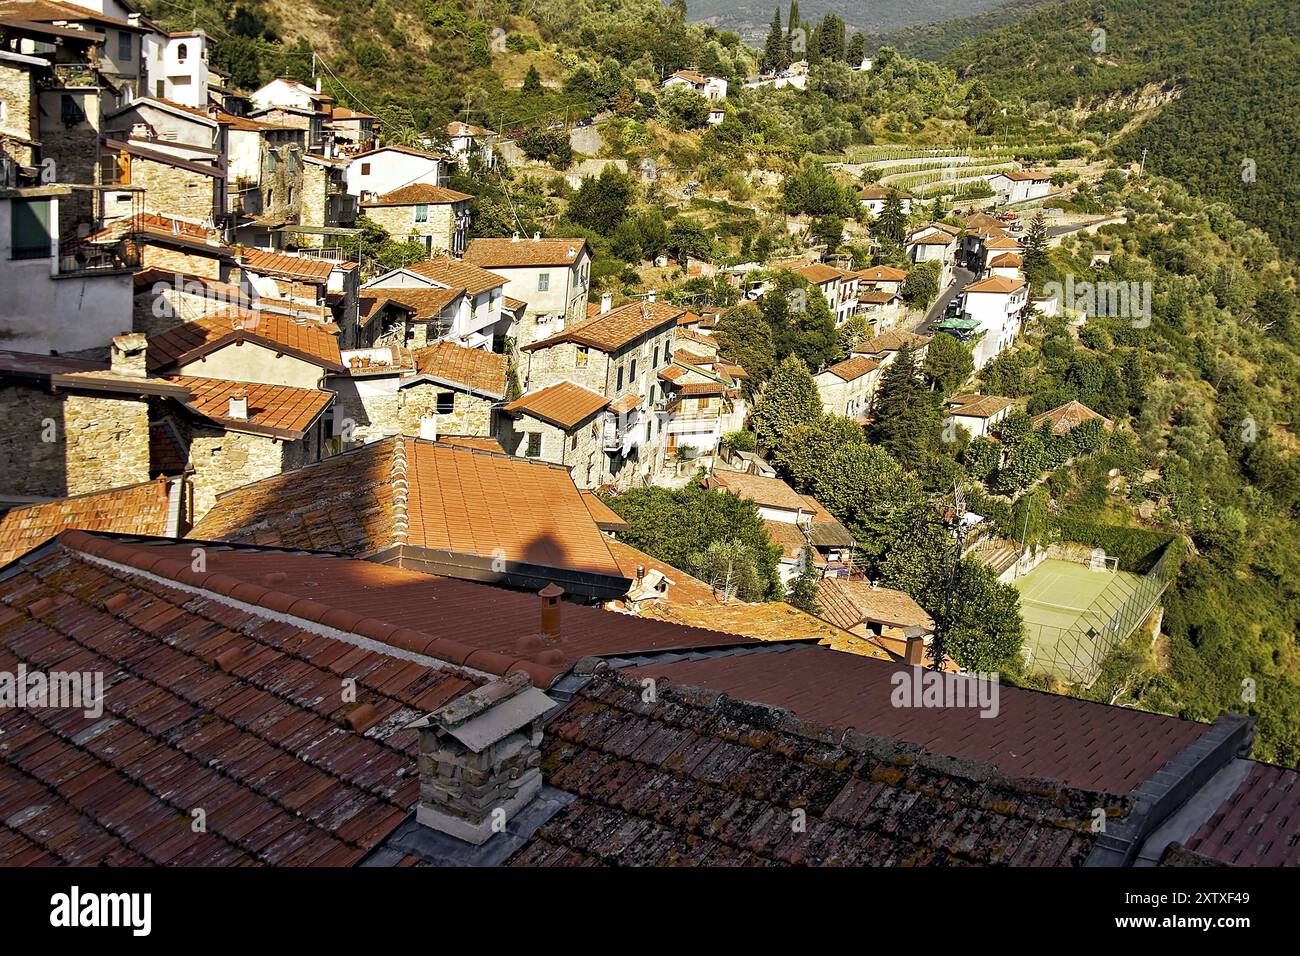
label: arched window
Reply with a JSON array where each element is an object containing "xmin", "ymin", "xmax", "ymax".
[{"xmin": 176, "ymin": 43, "xmax": 188, "ymax": 63}]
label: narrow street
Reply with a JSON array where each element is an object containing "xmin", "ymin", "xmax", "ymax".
[{"xmin": 916, "ymin": 265, "xmax": 976, "ymax": 333}]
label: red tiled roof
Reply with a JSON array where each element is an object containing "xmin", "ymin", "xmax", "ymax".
[
  {"xmin": 0, "ymin": 349, "xmax": 190, "ymax": 400},
  {"xmin": 504, "ymin": 381, "xmax": 609, "ymax": 430},
  {"xmin": 966, "ymin": 275, "xmax": 1026, "ymax": 294},
  {"xmin": 0, "ymin": 480, "xmax": 174, "ymax": 566},
  {"xmin": 988, "ymin": 252, "xmax": 1024, "ymax": 268},
  {"xmin": 1030, "ymin": 400, "xmax": 1113, "ymax": 435},
  {"xmin": 411, "ymin": 341, "xmax": 508, "ymax": 397},
  {"xmin": 0, "ymin": 531, "xmax": 486, "ymax": 865},
  {"xmin": 374, "ymin": 286, "xmax": 462, "ymax": 321},
  {"xmin": 147, "ymin": 308, "xmax": 344, "ymax": 372},
  {"xmin": 821, "ymin": 355, "xmax": 879, "ymax": 382},
  {"xmin": 239, "ymin": 248, "xmax": 342, "ymax": 282},
  {"xmin": 361, "ymin": 183, "xmax": 472, "ymax": 207},
  {"xmin": 581, "ymin": 491, "xmax": 629, "ymax": 533},
  {"xmin": 853, "ymin": 329, "xmax": 932, "ymax": 356},
  {"xmin": 948, "ymin": 393, "xmax": 1016, "ymax": 419},
  {"xmin": 508, "ymin": 668, "xmax": 1128, "ymax": 866},
  {"xmin": 190, "ymin": 438, "xmax": 625, "ymax": 579},
  {"xmin": 626, "ymin": 646, "xmax": 1214, "ymax": 794},
  {"xmin": 464, "ymin": 237, "xmax": 588, "ymax": 269},
  {"xmin": 704, "ymin": 471, "xmax": 809, "ymax": 513},
  {"xmin": 98, "ymin": 539, "xmax": 772, "ymax": 689},
  {"xmin": 794, "ymin": 263, "xmax": 849, "ymax": 285},
  {"xmin": 524, "ymin": 300, "xmax": 683, "ymax": 353},
  {"xmin": 401, "ymin": 256, "xmax": 505, "ymax": 295},
  {"xmin": 815, "ymin": 578, "xmax": 933, "ymax": 631},
  {"xmin": 168, "ymin": 376, "xmax": 333, "ymax": 439},
  {"xmin": 856, "ymin": 265, "xmax": 909, "ymax": 282},
  {"xmin": 1185, "ymin": 762, "xmax": 1300, "ymax": 866}
]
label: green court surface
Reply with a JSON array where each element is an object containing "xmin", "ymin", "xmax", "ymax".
[{"xmin": 1014, "ymin": 558, "xmax": 1145, "ymax": 679}]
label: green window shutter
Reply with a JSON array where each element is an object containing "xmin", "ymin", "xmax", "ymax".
[{"xmin": 11, "ymin": 198, "xmax": 51, "ymax": 259}]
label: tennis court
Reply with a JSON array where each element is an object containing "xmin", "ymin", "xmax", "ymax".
[{"xmin": 1014, "ymin": 558, "xmax": 1145, "ymax": 677}]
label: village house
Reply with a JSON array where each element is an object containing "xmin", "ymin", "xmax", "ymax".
[
  {"xmin": 326, "ymin": 339, "xmax": 508, "ymax": 447},
  {"xmin": 499, "ymin": 379, "xmax": 610, "ymax": 489},
  {"xmin": 947, "ymin": 392, "xmax": 1016, "ymax": 438},
  {"xmin": 702, "ymin": 469, "xmax": 854, "ymax": 584},
  {"xmin": 516, "ymin": 295, "xmax": 682, "ymax": 485},
  {"xmin": 0, "ymin": 183, "xmax": 136, "ymax": 354},
  {"xmin": 855, "ymin": 264, "xmax": 908, "ymax": 297},
  {"xmin": 236, "ymin": 246, "xmax": 361, "ymax": 345},
  {"xmin": 0, "ymin": 333, "xmax": 333, "ymax": 516},
  {"xmin": 99, "ymin": 136, "xmax": 224, "ymax": 226},
  {"xmin": 87, "ymin": 210, "xmax": 232, "ymax": 280},
  {"xmin": 660, "ymin": 69, "xmax": 727, "ymax": 101},
  {"xmin": 330, "ymin": 106, "xmax": 377, "ymax": 153},
  {"xmin": 858, "ymin": 185, "xmax": 913, "ymax": 217},
  {"xmin": 987, "ymin": 168, "xmax": 1054, "ymax": 204},
  {"xmin": 815, "ymin": 576, "xmax": 950, "ymax": 667},
  {"xmin": 905, "ymin": 226, "xmax": 957, "ymax": 288},
  {"xmin": 852, "ymin": 328, "xmax": 932, "ymax": 371},
  {"xmin": 960, "ymin": 274, "xmax": 1028, "ymax": 369},
  {"xmin": 987, "ymin": 251, "xmax": 1024, "ymax": 279},
  {"xmin": 814, "ymin": 354, "xmax": 880, "ymax": 421},
  {"xmin": 248, "ymin": 76, "xmax": 335, "ymax": 153},
  {"xmin": 360, "ymin": 255, "xmax": 510, "ymax": 350},
  {"xmin": 793, "ymin": 261, "xmax": 858, "ymax": 326},
  {"xmin": 103, "ymin": 95, "xmax": 224, "ymax": 170},
  {"xmin": 976, "ymin": 233, "xmax": 1024, "ymax": 273},
  {"xmin": 464, "ymin": 235, "xmax": 592, "ymax": 350},
  {"xmin": 656, "ymin": 355, "xmax": 746, "ymax": 471},
  {"xmin": 1030, "ymin": 399, "xmax": 1114, "ymax": 435},
  {"xmin": 445, "ymin": 120, "xmax": 495, "ymax": 167},
  {"xmin": 359, "ymin": 182, "xmax": 471, "ymax": 256},
  {"xmin": 346, "ymin": 143, "xmax": 449, "ymax": 199}
]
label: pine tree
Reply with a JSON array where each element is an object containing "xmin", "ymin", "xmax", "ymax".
[
  {"xmin": 1022, "ymin": 210, "xmax": 1050, "ymax": 288},
  {"xmin": 875, "ymin": 193, "xmax": 906, "ymax": 244},
  {"xmin": 762, "ymin": 9, "xmax": 788, "ymax": 73},
  {"xmin": 870, "ymin": 343, "xmax": 943, "ymax": 468}
]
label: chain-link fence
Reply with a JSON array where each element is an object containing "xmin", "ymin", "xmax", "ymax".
[{"xmin": 1021, "ymin": 541, "xmax": 1181, "ymax": 686}]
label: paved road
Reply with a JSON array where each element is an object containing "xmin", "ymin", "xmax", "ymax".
[
  {"xmin": 918, "ymin": 266, "xmax": 976, "ymax": 333},
  {"xmin": 1046, "ymin": 214, "xmax": 1127, "ymax": 239}
]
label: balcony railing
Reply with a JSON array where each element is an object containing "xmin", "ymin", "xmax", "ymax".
[{"xmin": 55, "ymin": 237, "xmax": 139, "ymax": 276}]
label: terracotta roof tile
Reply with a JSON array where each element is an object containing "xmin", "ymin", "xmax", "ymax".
[
  {"xmin": 581, "ymin": 492, "xmax": 629, "ymax": 533},
  {"xmin": 525, "ymin": 300, "xmax": 683, "ymax": 353},
  {"xmin": 0, "ymin": 480, "xmax": 174, "ymax": 566},
  {"xmin": 411, "ymin": 342, "xmax": 508, "ymax": 397},
  {"xmin": 1030, "ymin": 400, "xmax": 1113, "ymax": 435},
  {"xmin": 147, "ymin": 308, "xmax": 344, "ymax": 373},
  {"xmin": 239, "ymin": 249, "xmax": 339, "ymax": 283},
  {"xmin": 0, "ymin": 533, "xmax": 487, "ymax": 865},
  {"xmin": 853, "ymin": 329, "xmax": 932, "ymax": 356},
  {"xmin": 191, "ymin": 438, "xmax": 624, "ymax": 579},
  {"xmin": 167, "ymin": 376, "xmax": 333, "ymax": 439},
  {"xmin": 464, "ymin": 237, "xmax": 588, "ymax": 269},
  {"xmin": 856, "ymin": 265, "xmax": 909, "ymax": 282},
  {"xmin": 821, "ymin": 355, "xmax": 879, "ymax": 382},
  {"xmin": 704, "ymin": 471, "xmax": 809, "ymax": 513},
  {"xmin": 815, "ymin": 578, "xmax": 933, "ymax": 631},
  {"xmin": 361, "ymin": 184, "xmax": 472, "ymax": 207},
  {"xmin": 373, "ymin": 286, "xmax": 462, "ymax": 321},
  {"xmin": 504, "ymin": 381, "xmax": 609, "ymax": 430},
  {"xmin": 400, "ymin": 256, "xmax": 505, "ymax": 295},
  {"xmin": 624, "ymin": 645, "xmax": 1214, "ymax": 795},
  {"xmin": 948, "ymin": 393, "xmax": 1016, "ymax": 420},
  {"xmin": 966, "ymin": 275, "xmax": 1026, "ymax": 294},
  {"xmin": 1185, "ymin": 763, "xmax": 1300, "ymax": 866},
  {"xmin": 508, "ymin": 667, "xmax": 1129, "ymax": 866}
]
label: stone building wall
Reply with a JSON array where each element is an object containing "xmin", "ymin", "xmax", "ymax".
[
  {"xmin": 0, "ymin": 63, "xmax": 35, "ymax": 165},
  {"xmin": 498, "ymin": 409, "xmax": 604, "ymax": 489},
  {"xmin": 362, "ymin": 203, "xmax": 456, "ymax": 253},
  {"xmin": 132, "ymin": 157, "xmax": 218, "ymax": 224},
  {"xmin": 296, "ymin": 160, "xmax": 328, "ymax": 249},
  {"xmin": 0, "ymin": 386, "xmax": 150, "ymax": 498},
  {"xmin": 188, "ymin": 421, "xmax": 322, "ymax": 520},
  {"xmin": 328, "ymin": 376, "xmax": 495, "ymax": 446},
  {"xmin": 140, "ymin": 244, "xmax": 224, "ymax": 280},
  {"xmin": 522, "ymin": 340, "xmax": 610, "ymax": 395}
]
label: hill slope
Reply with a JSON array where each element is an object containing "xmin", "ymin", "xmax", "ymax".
[
  {"xmin": 686, "ymin": 0, "xmax": 1016, "ymax": 45},
  {"xmin": 938, "ymin": 0, "xmax": 1300, "ymax": 258}
]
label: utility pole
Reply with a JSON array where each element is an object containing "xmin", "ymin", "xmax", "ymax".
[{"xmin": 1138, "ymin": 147, "xmax": 1147, "ymax": 178}]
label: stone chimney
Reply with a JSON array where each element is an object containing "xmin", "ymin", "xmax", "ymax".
[
  {"xmin": 419, "ymin": 416, "xmax": 438, "ymax": 441},
  {"xmin": 227, "ymin": 391, "xmax": 249, "ymax": 420},
  {"xmin": 409, "ymin": 672, "xmax": 554, "ymax": 845},
  {"xmin": 539, "ymin": 582, "xmax": 562, "ymax": 638},
  {"xmin": 903, "ymin": 625, "xmax": 928, "ymax": 667},
  {"xmin": 646, "ymin": 289, "xmax": 656, "ymax": 303},
  {"xmin": 110, "ymin": 333, "xmax": 148, "ymax": 378},
  {"xmin": 600, "ymin": 291, "xmax": 613, "ymax": 314}
]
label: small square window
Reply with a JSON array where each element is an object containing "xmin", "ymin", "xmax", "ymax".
[
  {"xmin": 414, "ymin": 204, "xmax": 429, "ymax": 223},
  {"xmin": 361, "ymin": 162, "xmax": 371, "ymax": 175},
  {"xmin": 537, "ymin": 272, "xmax": 550, "ymax": 292},
  {"xmin": 436, "ymin": 392, "xmax": 454, "ymax": 414},
  {"xmin": 525, "ymin": 433, "xmax": 542, "ymax": 458},
  {"xmin": 575, "ymin": 346, "xmax": 588, "ymax": 368}
]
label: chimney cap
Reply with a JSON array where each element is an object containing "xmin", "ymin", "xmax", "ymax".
[
  {"xmin": 410, "ymin": 672, "xmax": 554, "ymax": 752},
  {"xmin": 539, "ymin": 582, "xmax": 564, "ymax": 600}
]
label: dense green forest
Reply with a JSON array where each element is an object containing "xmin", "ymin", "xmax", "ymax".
[
  {"xmin": 685, "ymin": 0, "xmax": 1014, "ymax": 45},
  {"xmin": 937, "ymin": 0, "xmax": 1300, "ymax": 258},
  {"xmin": 865, "ymin": 0, "xmax": 1049, "ymax": 59}
]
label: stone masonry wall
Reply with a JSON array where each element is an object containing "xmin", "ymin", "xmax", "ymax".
[
  {"xmin": 188, "ymin": 423, "xmax": 320, "ymax": 520},
  {"xmin": 330, "ymin": 377, "xmax": 495, "ymax": 446},
  {"xmin": 133, "ymin": 157, "xmax": 218, "ymax": 223},
  {"xmin": 0, "ymin": 387, "xmax": 151, "ymax": 498}
]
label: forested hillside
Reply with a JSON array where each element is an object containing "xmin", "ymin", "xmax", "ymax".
[
  {"xmin": 685, "ymin": 0, "xmax": 1013, "ymax": 45},
  {"xmin": 864, "ymin": 0, "xmax": 1048, "ymax": 59},
  {"xmin": 937, "ymin": 0, "xmax": 1300, "ymax": 258}
]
